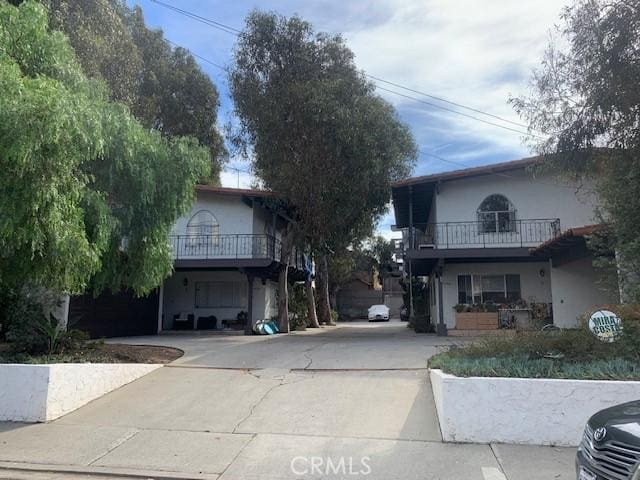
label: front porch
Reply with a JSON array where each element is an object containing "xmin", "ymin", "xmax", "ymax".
[{"xmin": 159, "ymin": 269, "xmax": 279, "ymax": 334}]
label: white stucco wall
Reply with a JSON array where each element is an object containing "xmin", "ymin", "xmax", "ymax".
[
  {"xmin": 0, "ymin": 363, "xmax": 161, "ymax": 422},
  {"xmin": 551, "ymin": 257, "xmax": 619, "ymax": 328},
  {"xmin": 434, "ymin": 169, "xmax": 598, "ymax": 229},
  {"xmin": 440, "ymin": 262, "xmax": 551, "ymax": 328},
  {"xmin": 0, "ymin": 364, "xmax": 50, "ymax": 421},
  {"xmin": 172, "ymin": 192, "xmax": 255, "ymax": 237},
  {"xmin": 430, "ymin": 369, "xmax": 640, "ymax": 446}
]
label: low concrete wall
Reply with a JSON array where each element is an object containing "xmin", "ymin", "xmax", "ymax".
[
  {"xmin": 430, "ymin": 369, "xmax": 640, "ymax": 446},
  {"xmin": 0, "ymin": 363, "xmax": 162, "ymax": 422}
]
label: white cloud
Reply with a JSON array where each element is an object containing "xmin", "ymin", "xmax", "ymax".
[
  {"xmin": 336, "ymin": 0, "xmax": 569, "ymax": 159},
  {"xmin": 220, "ymin": 169, "xmax": 255, "ymax": 189},
  {"xmin": 142, "ymin": 0, "xmax": 570, "ymax": 235}
]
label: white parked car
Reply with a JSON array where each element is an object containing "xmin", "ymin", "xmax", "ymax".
[{"xmin": 368, "ymin": 304, "xmax": 390, "ymax": 322}]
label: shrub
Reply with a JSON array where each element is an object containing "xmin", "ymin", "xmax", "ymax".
[
  {"xmin": 288, "ymin": 283, "xmax": 308, "ymax": 330},
  {"xmin": 429, "ymin": 316, "xmax": 640, "ymax": 380},
  {"xmin": 4, "ymin": 288, "xmax": 89, "ymax": 356},
  {"xmin": 5, "ymin": 289, "xmax": 59, "ymax": 354},
  {"xmin": 0, "ymin": 287, "xmax": 19, "ymax": 339},
  {"xmin": 330, "ymin": 309, "xmax": 339, "ymax": 323}
]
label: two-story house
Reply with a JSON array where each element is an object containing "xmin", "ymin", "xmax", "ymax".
[
  {"xmin": 70, "ymin": 186, "xmax": 306, "ymax": 337},
  {"xmin": 391, "ymin": 156, "xmax": 619, "ymax": 335}
]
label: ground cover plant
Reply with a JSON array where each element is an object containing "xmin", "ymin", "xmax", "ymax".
[{"xmin": 430, "ymin": 308, "xmax": 640, "ymax": 380}]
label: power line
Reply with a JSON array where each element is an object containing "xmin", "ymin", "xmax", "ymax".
[
  {"xmin": 162, "ymin": 40, "xmax": 561, "ymax": 186},
  {"xmin": 164, "ymin": 38, "xmax": 227, "ymax": 71},
  {"xmin": 150, "ymin": 0, "xmax": 241, "ymax": 35},
  {"xmin": 375, "ymin": 85, "xmax": 537, "ymax": 138},
  {"xmin": 147, "ymin": 0, "xmax": 540, "ymax": 139},
  {"xmin": 365, "ymin": 74, "xmax": 530, "ymax": 129},
  {"xmin": 150, "ymin": 2, "xmax": 572, "ymax": 188}
]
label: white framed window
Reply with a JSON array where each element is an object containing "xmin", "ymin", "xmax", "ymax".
[
  {"xmin": 194, "ymin": 281, "xmax": 247, "ymax": 308},
  {"xmin": 457, "ymin": 274, "xmax": 521, "ymax": 304},
  {"xmin": 477, "ymin": 194, "xmax": 516, "ymax": 234}
]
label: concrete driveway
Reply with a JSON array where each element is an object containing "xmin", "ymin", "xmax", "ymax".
[{"xmin": 0, "ymin": 321, "xmax": 575, "ymax": 480}]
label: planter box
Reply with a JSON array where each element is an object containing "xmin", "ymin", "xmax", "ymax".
[
  {"xmin": 0, "ymin": 363, "xmax": 162, "ymax": 422},
  {"xmin": 430, "ymin": 369, "xmax": 640, "ymax": 446},
  {"xmin": 455, "ymin": 311, "xmax": 498, "ymax": 330}
]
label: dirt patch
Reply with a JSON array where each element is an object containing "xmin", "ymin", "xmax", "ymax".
[
  {"xmin": 0, "ymin": 342, "xmax": 183, "ymax": 364},
  {"xmin": 98, "ymin": 343, "xmax": 183, "ymax": 364}
]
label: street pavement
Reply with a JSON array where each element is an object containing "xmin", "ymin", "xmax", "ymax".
[{"xmin": 0, "ymin": 321, "xmax": 576, "ymax": 479}]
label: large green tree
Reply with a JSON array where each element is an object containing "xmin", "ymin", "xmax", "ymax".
[
  {"xmin": 0, "ymin": 0, "xmax": 209, "ymax": 295},
  {"xmin": 512, "ymin": 0, "xmax": 640, "ymax": 301},
  {"xmin": 229, "ymin": 11, "xmax": 416, "ymax": 330},
  {"xmin": 41, "ymin": 0, "xmax": 225, "ymax": 182}
]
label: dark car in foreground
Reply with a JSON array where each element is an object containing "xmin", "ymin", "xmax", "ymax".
[{"xmin": 576, "ymin": 400, "xmax": 640, "ymax": 480}]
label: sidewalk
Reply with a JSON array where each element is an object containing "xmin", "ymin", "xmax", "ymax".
[{"xmin": 0, "ymin": 324, "xmax": 576, "ymax": 479}]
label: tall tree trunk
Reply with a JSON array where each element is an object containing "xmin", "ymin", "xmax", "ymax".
[
  {"xmin": 317, "ymin": 253, "xmax": 334, "ymax": 325},
  {"xmin": 305, "ymin": 278, "xmax": 320, "ymax": 328},
  {"xmin": 278, "ymin": 226, "xmax": 294, "ymax": 333},
  {"xmin": 329, "ymin": 287, "xmax": 338, "ymax": 311},
  {"xmin": 278, "ymin": 266, "xmax": 289, "ymax": 333}
]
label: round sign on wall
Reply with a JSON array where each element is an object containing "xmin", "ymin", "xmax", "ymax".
[{"xmin": 588, "ymin": 310, "xmax": 623, "ymax": 343}]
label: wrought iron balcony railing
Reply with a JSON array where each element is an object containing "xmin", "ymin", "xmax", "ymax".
[
  {"xmin": 169, "ymin": 234, "xmax": 305, "ymax": 269},
  {"xmin": 405, "ymin": 218, "xmax": 561, "ymax": 250}
]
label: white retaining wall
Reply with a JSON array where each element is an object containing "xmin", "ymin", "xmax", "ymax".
[
  {"xmin": 430, "ymin": 369, "xmax": 640, "ymax": 446},
  {"xmin": 0, "ymin": 363, "xmax": 161, "ymax": 422}
]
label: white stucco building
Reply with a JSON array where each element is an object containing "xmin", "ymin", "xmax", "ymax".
[
  {"xmin": 391, "ymin": 157, "xmax": 618, "ymax": 334},
  {"xmin": 70, "ymin": 186, "xmax": 307, "ymax": 337}
]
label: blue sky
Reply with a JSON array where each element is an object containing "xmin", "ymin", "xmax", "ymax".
[{"xmin": 130, "ymin": 0, "xmax": 569, "ymax": 237}]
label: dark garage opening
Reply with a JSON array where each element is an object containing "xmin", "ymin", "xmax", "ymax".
[{"xmin": 69, "ymin": 289, "xmax": 159, "ymax": 338}]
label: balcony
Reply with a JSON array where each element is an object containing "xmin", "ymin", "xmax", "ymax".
[
  {"xmin": 169, "ymin": 234, "xmax": 306, "ymax": 271},
  {"xmin": 407, "ymin": 219, "xmax": 561, "ymax": 250}
]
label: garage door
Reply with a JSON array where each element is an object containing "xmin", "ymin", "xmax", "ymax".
[{"xmin": 69, "ymin": 289, "xmax": 159, "ymax": 338}]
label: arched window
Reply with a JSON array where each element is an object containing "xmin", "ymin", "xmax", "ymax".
[
  {"xmin": 187, "ymin": 210, "xmax": 219, "ymax": 237},
  {"xmin": 477, "ymin": 194, "xmax": 516, "ymax": 233},
  {"xmin": 186, "ymin": 210, "xmax": 220, "ymax": 252}
]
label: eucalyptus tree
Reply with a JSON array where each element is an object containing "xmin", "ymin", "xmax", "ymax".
[
  {"xmin": 229, "ymin": 11, "xmax": 416, "ymax": 329},
  {"xmin": 512, "ymin": 0, "xmax": 640, "ymax": 300},
  {"xmin": 0, "ymin": 1, "xmax": 209, "ymax": 296},
  {"xmin": 42, "ymin": 0, "xmax": 225, "ymax": 181}
]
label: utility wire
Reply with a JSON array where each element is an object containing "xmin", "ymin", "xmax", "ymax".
[
  {"xmin": 165, "ymin": 38, "xmax": 227, "ymax": 71},
  {"xmin": 152, "ymin": 2, "xmax": 572, "ymax": 188},
  {"xmin": 375, "ymin": 85, "xmax": 537, "ymax": 138},
  {"xmin": 366, "ymin": 74, "xmax": 530, "ymax": 129},
  {"xmin": 148, "ymin": 0, "xmax": 540, "ymax": 139},
  {"xmin": 163, "ymin": 34, "xmax": 566, "ymax": 187},
  {"xmin": 150, "ymin": 0, "xmax": 241, "ymax": 35}
]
